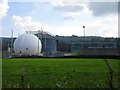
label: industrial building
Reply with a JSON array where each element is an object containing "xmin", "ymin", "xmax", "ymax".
[
  {"xmin": 26, "ymin": 31, "xmax": 57, "ymax": 53},
  {"xmin": 70, "ymin": 36, "xmax": 117, "ymax": 52},
  {"xmin": 2, "ymin": 30, "xmax": 119, "ymax": 57},
  {"xmin": 25, "ymin": 31, "xmax": 118, "ymax": 55}
]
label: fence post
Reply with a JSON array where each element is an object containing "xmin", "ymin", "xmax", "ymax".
[
  {"xmin": 21, "ymin": 64, "xmax": 24, "ymax": 89},
  {"xmin": 104, "ymin": 59, "xmax": 113, "ymax": 89}
]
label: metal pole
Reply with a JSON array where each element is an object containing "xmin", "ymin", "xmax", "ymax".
[
  {"xmin": 11, "ymin": 30, "xmax": 13, "ymax": 56},
  {"xmin": 83, "ymin": 26, "xmax": 85, "ymax": 55},
  {"xmin": 21, "ymin": 64, "xmax": 24, "ymax": 89}
]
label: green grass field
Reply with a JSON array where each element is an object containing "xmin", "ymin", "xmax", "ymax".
[{"xmin": 2, "ymin": 58, "xmax": 119, "ymax": 88}]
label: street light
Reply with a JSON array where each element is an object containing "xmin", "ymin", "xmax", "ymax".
[
  {"xmin": 83, "ymin": 26, "xmax": 85, "ymax": 37},
  {"xmin": 83, "ymin": 26, "xmax": 85, "ymax": 49}
]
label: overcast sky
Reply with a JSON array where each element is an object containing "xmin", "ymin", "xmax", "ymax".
[{"xmin": 1, "ymin": 0, "xmax": 119, "ymax": 37}]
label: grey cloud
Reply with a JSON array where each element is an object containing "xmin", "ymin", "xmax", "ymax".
[
  {"xmin": 63, "ymin": 16, "xmax": 75, "ymax": 20},
  {"xmin": 89, "ymin": 2, "xmax": 118, "ymax": 16},
  {"xmin": 53, "ymin": 4, "xmax": 84, "ymax": 13},
  {"xmin": 52, "ymin": 2, "xmax": 85, "ymax": 20}
]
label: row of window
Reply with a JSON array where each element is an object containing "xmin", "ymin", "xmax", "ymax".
[{"xmin": 71, "ymin": 43, "xmax": 116, "ymax": 49}]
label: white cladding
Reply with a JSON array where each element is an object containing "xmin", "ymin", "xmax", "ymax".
[{"xmin": 14, "ymin": 33, "xmax": 42, "ymax": 55}]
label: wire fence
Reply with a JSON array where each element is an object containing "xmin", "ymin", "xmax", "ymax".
[
  {"xmin": 2, "ymin": 57, "xmax": 119, "ymax": 89},
  {"xmin": 18, "ymin": 59, "xmax": 117, "ymax": 89}
]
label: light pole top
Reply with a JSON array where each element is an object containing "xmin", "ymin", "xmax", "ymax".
[{"xmin": 83, "ymin": 26, "xmax": 85, "ymax": 28}]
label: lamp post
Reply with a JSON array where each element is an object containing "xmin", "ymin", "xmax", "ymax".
[{"xmin": 83, "ymin": 26, "xmax": 85, "ymax": 49}]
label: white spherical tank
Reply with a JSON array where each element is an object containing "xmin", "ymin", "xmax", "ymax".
[{"xmin": 14, "ymin": 33, "xmax": 42, "ymax": 55}]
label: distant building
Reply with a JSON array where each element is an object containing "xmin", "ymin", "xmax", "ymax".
[
  {"xmin": 2, "ymin": 31, "xmax": 118, "ymax": 56},
  {"xmin": 26, "ymin": 31, "xmax": 57, "ymax": 53},
  {"xmin": 70, "ymin": 37, "xmax": 116, "ymax": 52},
  {"xmin": 23, "ymin": 31, "xmax": 118, "ymax": 53},
  {"xmin": 55, "ymin": 35, "xmax": 117, "ymax": 53}
]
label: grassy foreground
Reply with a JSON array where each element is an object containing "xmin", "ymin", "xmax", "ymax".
[{"xmin": 2, "ymin": 58, "xmax": 119, "ymax": 88}]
